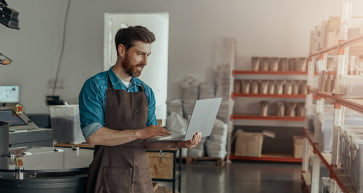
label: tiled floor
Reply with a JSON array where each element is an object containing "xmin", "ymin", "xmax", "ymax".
[{"xmin": 160, "ymin": 161, "xmax": 304, "ymax": 193}]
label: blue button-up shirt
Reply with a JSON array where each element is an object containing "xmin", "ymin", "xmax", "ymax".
[{"xmin": 79, "ymin": 68, "xmax": 157, "ymax": 139}]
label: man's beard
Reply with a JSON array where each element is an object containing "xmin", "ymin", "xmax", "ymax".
[{"xmin": 121, "ymin": 56, "xmax": 144, "ymax": 77}]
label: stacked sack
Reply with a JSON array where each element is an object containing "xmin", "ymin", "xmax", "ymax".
[
  {"xmin": 199, "ymin": 82, "xmax": 216, "ymax": 99},
  {"xmin": 206, "ymin": 119, "xmax": 228, "ymax": 158},
  {"xmin": 180, "ymin": 76, "xmax": 199, "ymax": 119},
  {"xmin": 215, "ymin": 64, "xmax": 233, "ymax": 122},
  {"xmin": 166, "ymin": 99, "xmax": 183, "ymax": 117},
  {"xmin": 187, "ymin": 138, "xmax": 207, "ymax": 157},
  {"xmin": 166, "ymin": 112, "xmax": 188, "ymax": 157},
  {"xmin": 215, "ymin": 64, "xmax": 232, "ymax": 101}
]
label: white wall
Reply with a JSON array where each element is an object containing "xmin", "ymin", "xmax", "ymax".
[
  {"xmin": 0, "ymin": 0, "xmax": 362, "ymax": 114},
  {"xmin": 104, "ymin": 13, "xmax": 169, "ymax": 121}
]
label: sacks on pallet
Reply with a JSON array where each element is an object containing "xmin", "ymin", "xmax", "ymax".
[
  {"xmin": 166, "ymin": 112, "xmax": 188, "ymax": 157},
  {"xmin": 166, "ymin": 99, "xmax": 183, "ymax": 117},
  {"xmin": 187, "ymin": 138, "xmax": 206, "ymax": 157},
  {"xmin": 215, "ymin": 64, "xmax": 232, "ymax": 101},
  {"xmin": 182, "ymin": 100, "xmax": 195, "ymax": 120},
  {"xmin": 181, "ymin": 76, "xmax": 200, "ymax": 101},
  {"xmin": 217, "ymin": 101, "xmax": 232, "ymax": 122},
  {"xmin": 166, "ymin": 112, "xmax": 187, "ymax": 135},
  {"xmin": 199, "ymin": 82, "xmax": 215, "ymax": 99},
  {"xmin": 206, "ymin": 119, "xmax": 228, "ymax": 158}
]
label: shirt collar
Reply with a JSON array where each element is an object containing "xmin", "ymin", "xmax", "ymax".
[{"xmin": 107, "ymin": 67, "xmax": 142, "ymax": 88}]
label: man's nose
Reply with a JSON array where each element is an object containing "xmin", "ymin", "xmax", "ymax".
[{"xmin": 142, "ymin": 55, "xmax": 148, "ymax": 65}]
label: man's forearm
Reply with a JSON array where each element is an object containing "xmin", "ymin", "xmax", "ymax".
[{"xmin": 87, "ymin": 127, "xmax": 139, "ymax": 146}]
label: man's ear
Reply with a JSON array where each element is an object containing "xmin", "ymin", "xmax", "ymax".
[{"xmin": 117, "ymin": 44, "xmax": 126, "ymax": 57}]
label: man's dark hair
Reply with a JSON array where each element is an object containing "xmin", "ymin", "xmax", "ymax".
[{"xmin": 115, "ymin": 26, "xmax": 155, "ymax": 54}]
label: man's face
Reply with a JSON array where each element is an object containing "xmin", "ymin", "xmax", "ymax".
[{"xmin": 121, "ymin": 41, "xmax": 151, "ymax": 77}]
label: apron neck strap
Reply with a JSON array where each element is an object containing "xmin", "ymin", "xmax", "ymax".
[
  {"xmin": 108, "ymin": 72, "xmax": 144, "ymax": 91},
  {"xmin": 107, "ymin": 73, "xmax": 113, "ymax": 90}
]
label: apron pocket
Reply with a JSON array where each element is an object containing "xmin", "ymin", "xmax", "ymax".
[
  {"xmin": 103, "ymin": 167, "xmax": 132, "ymax": 193},
  {"xmin": 134, "ymin": 168, "xmax": 153, "ymax": 193}
]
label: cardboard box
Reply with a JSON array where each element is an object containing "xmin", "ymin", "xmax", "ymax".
[
  {"xmin": 234, "ymin": 131, "xmax": 263, "ymax": 157},
  {"xmin": 293, "ymin": 136, "xmax": 305, "ymax": 158}
]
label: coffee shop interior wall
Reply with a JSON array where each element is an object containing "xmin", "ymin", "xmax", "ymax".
[{"xmin": 1, "ymin": 0, "xmax": 362, "ymax": 114}]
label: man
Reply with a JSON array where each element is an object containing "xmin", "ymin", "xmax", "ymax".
[{"xmin": 79, "ymin": 26, "xmax": 201, "ymax": 193}]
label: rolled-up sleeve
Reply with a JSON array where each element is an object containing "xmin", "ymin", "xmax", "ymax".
[
  {"xmin": 79, "ymin": 78, "xmax": 105, "ymax": 139},
  {"xmin": 145, "ymin": 87, "xmax": 157, "ymax": 126}
]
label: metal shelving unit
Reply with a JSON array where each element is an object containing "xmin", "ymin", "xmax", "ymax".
[
  {"xmin": 302, "ymin": 3, "xmax": 363, "ymax": 193},
  {"xmin": 231, "ymin": 70, "xmax": 306, "ymax": 162},
  {"xmin": 233, "ymin": 70, "xmax": 308, "ymax": 75},
  {"xmin": 229, "ymin": 153, "xmax": 302, "ymax": 163},
  {"xmin": 231, "ymin": 114, "xmax": 305, "ymax": 121},
  {"xmin": 232, "ymin": 93, "xmax": 306, "ymax": 98}
]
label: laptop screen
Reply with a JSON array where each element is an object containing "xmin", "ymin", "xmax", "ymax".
[{"xmin": 184, "ymin": 98, "xmax": 222, "ymax": 140}]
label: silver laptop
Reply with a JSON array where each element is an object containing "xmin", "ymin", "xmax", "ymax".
[{"xmin": 148, "ymin": 98, "xmax": 222, "ymax": 142}]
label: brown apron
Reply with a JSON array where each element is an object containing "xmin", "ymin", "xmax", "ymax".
[{"xmin": 85, "ymin": 75, "xmax": 152, "ymax": 193}]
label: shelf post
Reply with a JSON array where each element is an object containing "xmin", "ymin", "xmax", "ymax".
[
  {"xmin": 302, "ymin": 135, "xmax": 311, "ymax": 172},
  {"xmin": 307, "ymin": 57, "xmax": 315, "ymax": 89},
  {"xmin": 331, "ymin": 103, "xmax": 345, "ymax": 166},
  {"xmin": 311, "ymin": 154, "xmax": 321, "ymax": 193},
  {"xmin": 339, "ymin": 2, "xmax": 352, "ymax": 42}
]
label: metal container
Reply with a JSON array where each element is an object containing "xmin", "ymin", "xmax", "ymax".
[
  {"xmin": 0, "ymin": 121, "xmax": 9, "ymax": 157},
  {"xmin": 0, "ymin": 147, "xmax": 93, "ymax": 193}
]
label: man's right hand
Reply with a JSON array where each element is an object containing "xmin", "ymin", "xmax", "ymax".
[{"xmin": 136, "ymin": 125, "xmax": 170, "ymax": 139}]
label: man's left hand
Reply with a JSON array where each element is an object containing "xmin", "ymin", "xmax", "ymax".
[{"xmin": 178, "ymin": 132, "xmax": 202, "ymax": 148}]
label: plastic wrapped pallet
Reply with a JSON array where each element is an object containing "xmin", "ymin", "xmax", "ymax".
[
  {"xmin": 166, "ymin": 112, "xmax": 188, "ymax": 158},
  {"xmin": 217, "ymin": 101, "xmax": 231, "ymax": 122},
  {"xmin": 215, "ymin": 64, "xmax": 232, "ymax": 100},
  {"xmin": 49, "ymin": 105, "xmax": 86, "ymax": 144},
  {"xmin": 210, "ymin": 120, "xmax": 228, "ymax": 140},
  {"xmin": 206, "ymin": 119, "xmax": 227, "ymax": 158},
  {"xmin": 166, "ymin": 99, "xmax": 183, "ymax": 117},
  {"xmin": 166, "ymin": 112, "xmax": 187, "ymax": 136},
  {"xmin": 180, "ymin": 76, "xmax": 199, "ymax": 101},
  {"xmin": 199, "ymin": 82, "xmax": 215, "ymax": 99},
  {"xmin": 215, "ymin": 82, "xmax": 231, "ymax": 100},
  {"xmin": 187, "ymin": 138, "xmax": 206, "ymax": 157},
  {"xmin": 182, "ymin": 100, "xmax": 195, "ymax": 120}
]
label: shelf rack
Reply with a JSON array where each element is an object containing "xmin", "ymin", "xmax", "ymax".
[
  {"xmin": 230, "ymin": 153, "xmax": 302, "ymax": 163},
  {"xmin": 304, "ymin": 128, "xmax": 357, "ymax": 193},
  {"xmin": 231, "ymin": 68, "xmax": 307, "ymax": 162},
  {"xmin": 232, "ymin": 70, "xmax": 307, "ymax": 75},
  {"xmin": 232, "ymin": 93, "xmax": 306, "ymax": 98},
  {"xmin": 231, "ymin": 114, "xmax": 305, "ymax": 121},
  {"xmin": 302, "ymin": 4, "xmax": 363, "ymax": 191}
]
